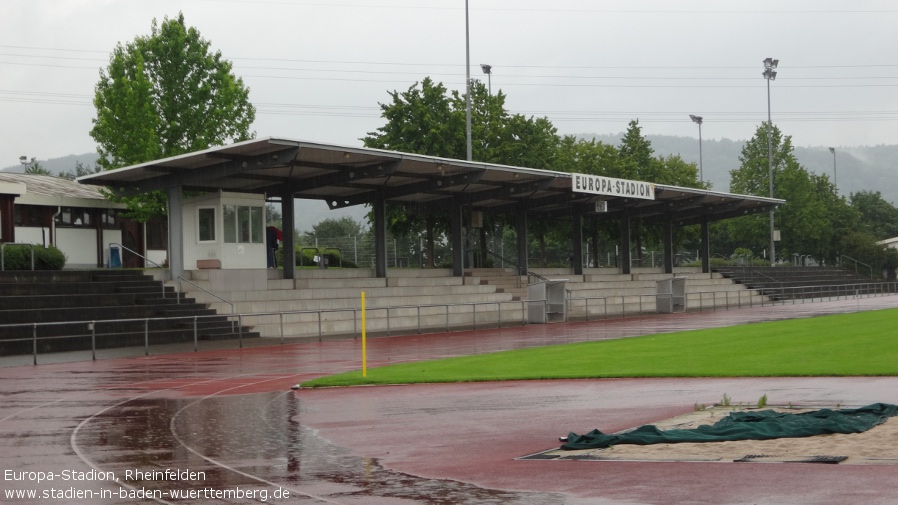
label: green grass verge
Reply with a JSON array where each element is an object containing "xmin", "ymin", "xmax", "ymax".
[{"xmin": 301, "ymin": 308, "xmax": 898, "ymax": 387}]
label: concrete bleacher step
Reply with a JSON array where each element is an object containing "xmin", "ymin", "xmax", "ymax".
[{"xmin": 0, "ymin": 269, "xmax": 256, "ymax": 356}]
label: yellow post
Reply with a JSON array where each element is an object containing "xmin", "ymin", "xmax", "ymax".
[{"xmin": 361, "ymin": 291, "xmax": 367, "ymax": 377}]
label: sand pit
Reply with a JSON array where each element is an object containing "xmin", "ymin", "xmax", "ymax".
[{"xmin": 526, "ymin": 405, "xmax": 898, "ymax": 465}]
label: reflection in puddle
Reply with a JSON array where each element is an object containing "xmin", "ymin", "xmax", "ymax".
[{"xmin": 78, "ymin": 392, "xmax": 560, "ymax": 504}]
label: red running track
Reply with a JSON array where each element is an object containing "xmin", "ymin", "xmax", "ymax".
[{"xmin": 2, "ymin": 295, "xmax": 898, "ymax": 504}]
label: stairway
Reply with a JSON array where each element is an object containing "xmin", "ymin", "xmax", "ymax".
[
  {"xmin": 712, "ymin": 266, "xmax": 893, "ymax": 301},
  {"xmin": 464, "ymin": 268, "xmax": 527, "ymax": 301},
  {"xmin": 0, "ymin": 270, "xmax": 258, "ymax": 355}
]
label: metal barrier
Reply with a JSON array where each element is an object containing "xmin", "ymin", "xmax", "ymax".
[
  {"xmin": 3, "ymin": 281, "xmax": 897, "ymax": 364},
  {"xmin": 177, "ymin": 276, "xmax": 234, "ymax": 313}
]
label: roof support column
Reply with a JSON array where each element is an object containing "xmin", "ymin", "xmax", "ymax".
[
  {"xmin": 450, "ymin": 197, "xmax": 464, "ymax": 277},
  {"xmin": 516, "ymin": 204, "xmax": 528, "ymax": 276},
  {"xmin": 373, "ymin": 193, "xmax": 388, "ymax": 278},
  {"xmin": 571, "ymin": 209, "xmax": 583, "ymax": 275},
  {"xmin": 1, "ymin": 195, "xmax": 16, "ymax": 243},
  {"xmin": 700, "ymin": 214, "xmax": 711, "ymax": 274},
  {"xmin": 662, "ymin": 212, "xmax": 674, "ymax": 274},
  {"xmin": 280, "ymin": 192, "xmax": 296, "ymax": 280},
  {"xmin": 620, "ymin": 208, "xmax": 631, "ymax": 275},
  {"xmin": 166, "ymin": 186, "xmax": 184, "ymax": 281}
]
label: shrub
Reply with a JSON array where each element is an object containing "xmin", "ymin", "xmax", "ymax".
[{"xmin": 1, "ymin": 244, "xmax": 67, "ymax": 270}]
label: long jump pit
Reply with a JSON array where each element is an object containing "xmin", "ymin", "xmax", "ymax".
[{"xmin": 522, "ymin": 403, "xmax": 898, "ymax": 465}]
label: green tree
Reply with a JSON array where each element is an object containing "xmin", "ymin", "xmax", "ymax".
[
  {"xmin": 729, "ymin": 122, "xmax": 851, "ymax": 263},
  {"xmin": 364, "ymin": 78, "xmax": 559, "ymax": 267},
  {"xmin": 850, "ymin": 191, "xmax": 898, "ymax": 240},
  {"xmin": 302, "ymin": 216, "xmax": 367, "ymax": 243},
  {"xmin": 59, "ymin": 161, "xmax": 100, "ymax": 181},
  {"xmin": 91, "ymin": 13, "xmax": 256, "ymax": 221},
  {"xmin": 21, "ymin": 158, "xmax": 52, "ymax": 175}
]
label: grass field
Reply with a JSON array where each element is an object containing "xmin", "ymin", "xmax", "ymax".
[{"xmin": 301, "ymin": 308, "xmax": 898, "ymax": 387}]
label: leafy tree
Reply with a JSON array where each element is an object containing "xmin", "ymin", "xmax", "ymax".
[
  {"xmin": 91, "ymin": 13, "xmax": 256, "ymax": 221},
  {"xmin": 302, "ymin": 216, "xmax": 367, "ymax": 243},
  {"xmin": 21, "ymin": 158, "xmax": 52, "ymax": 175},
  {"xmin": 364, "ymin": 77, "xmax": 463, "ymax": 159},
  {"xmin": 364, "ymin": 78, "xmax": 559, "ymax": 267},
  {"xmin": 59, "ymin": 161, "xmax": 100, "ymax": 181},
  {"xmin": 728, "ymin": 122, "xmax": 854, "ymax": 263},
  {"xmin": 850, "ymin": 191, "xmax": 898, "ymax": 240}
]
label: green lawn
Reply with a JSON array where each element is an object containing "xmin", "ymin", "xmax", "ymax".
[{"xmin": 301, "ymin": 308, "xmax": 898, "ymax": 387}]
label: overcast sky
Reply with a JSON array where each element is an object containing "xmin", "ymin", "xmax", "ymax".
[{"xmin": 3, "ymin": 0, "xmax": 898, "ymax": 170}]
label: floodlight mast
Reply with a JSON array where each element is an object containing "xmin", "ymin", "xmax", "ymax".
[
  {"xmin": 763, "ymin": 57, "xmax": 778, "ymax": 266},
  {"xmin": 689, "ymin": 115, "xmax": 703, "ymax": 182}
]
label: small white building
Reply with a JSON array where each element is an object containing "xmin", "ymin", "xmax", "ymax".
[
  {"xmin": 0, "ymin": 173, "xmax": 158, "ymax": 268},
  {"xmin": 878, "ymin": 236, "xmax": 898, "ymax": 250},
  {"xmin": 182, "ymin": 191, "xmax": 268, "ymax": 270}
]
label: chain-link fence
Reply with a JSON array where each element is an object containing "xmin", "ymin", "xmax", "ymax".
[{"xmin": 296, "ymin": 232, "xmax": 699, "ymax": 270}]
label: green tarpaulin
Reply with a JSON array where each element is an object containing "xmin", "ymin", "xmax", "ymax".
[{"xmin": 561, "ymin": 402, "xmax": 898, "ymax": 450}]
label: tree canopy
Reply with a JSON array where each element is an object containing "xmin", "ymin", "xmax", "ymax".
[{"xmin": 91, "ymin": 13, "xmax": 256, "ymax": 220}]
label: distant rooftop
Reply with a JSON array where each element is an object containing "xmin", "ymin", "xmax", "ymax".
[{"xmin": 0, "ymin": 172, "xmax": 122, "ymax": 208}]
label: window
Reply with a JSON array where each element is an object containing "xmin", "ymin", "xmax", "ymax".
[
  {"xmin": 223, "ymin": 205, "xmax": 236, "ymax": 243},
  {"xmin": 223, "ymin": 204, "xmax": 263, "ymax": 244},
  {"xmin": 198, "ymin": 207, "xmax": 216, "ymax": 242},
  {"xmin": 56, "ymin": 207, "xmax": 92, "ymax": 228}
]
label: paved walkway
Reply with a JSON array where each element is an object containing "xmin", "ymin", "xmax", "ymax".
[{"xmin": 2, "ymin": 295, "xmax": 898, "ymax": 504}]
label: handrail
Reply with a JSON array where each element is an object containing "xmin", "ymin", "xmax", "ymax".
[
  {"xmin": 109, "ymin": 242, "xmax": 168, "ymax": 298},
  {"xmin": 4, "ymin": 280, "xmax": 897, "ymax": 363},
  {"xmin": 109, "ymin": 242, "xmax": 166, "ymax": 270},
  {"xmin": 176, "ymin": 276, "xmax": 234, "ymax": 313},
  {"xmin": 1, "ymin": 243, "xmax": 35, "ymax": 271},
  {"xmin": 841, "ymin": 255, "xmax": 875, "ymax": 279}
]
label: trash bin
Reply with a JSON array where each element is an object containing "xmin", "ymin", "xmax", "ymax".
[
  {"xmin": 109, "ymin": 246, "xmax": 122, "ymax": 268},
  {"xmin": 656, "ymin": 277, "xmax": 686, "ymax": 313},
  {"xmin": 527, "ymin": 279, "xmax": 568, "ymax": 323}
]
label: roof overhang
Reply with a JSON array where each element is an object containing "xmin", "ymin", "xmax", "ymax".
[{"xmin": 78, "ymin": 137, "xmax": 783, "ymax": 222}]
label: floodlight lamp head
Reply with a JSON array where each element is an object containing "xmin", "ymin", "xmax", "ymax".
[
  {"xmin": 690, "ymin": 114, "xmax": 703, "ymax": 125},
  {"xmin": 19, "ymin": 155, "xmax": 27, "ymax": 164},
  {"xmin": 763, "ymin": 57, "xmax": 778, "ymax": 69},
  {"xmin": 480, "ymin": 64, "xmax": 492, "ymax": 75},
  {"xmin": 829, "ymin": 147, "xmax": 835, "ymax": 154},
  {"xmin": 763, "ymin": 68, "xmax": 777, "ymax": 81}
]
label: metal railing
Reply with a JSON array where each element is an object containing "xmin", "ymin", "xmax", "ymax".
[
  {"xmin": 176, "ymin": 276, "xmax": 234, "ymax": 313},
  {"xmin": 841, "ymin": 255, "xmax": 876, "ymax": 279},
  {"xmin": 1, "ymin": 243, "xmax": 35, "ymax": 271},
  {"xmin": 108, "ymin": 242, "xmax": 168, "ymax": 298},
  {"xmin": 4, "ymin": 280, "xmax": 896, "ymax": 364}
]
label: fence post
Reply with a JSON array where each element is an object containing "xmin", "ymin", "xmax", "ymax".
[
  {"xmin": 193, "ymin": 317, "xmax": 198, "ymax": 352},
  {"xmin": 144, "ymin": 319, "xmax": 149, "ymax": 356},
  {"xmin": 91, "ymin": 321, "xmax": 96, "ymax": 361},
  {"xmin": 279, "ymin": 312, "xmax": 284, "ymax": 345},
  {"xmin": 32, "ymin": 323, "xmax": 37, "ymax": 365},
  {"xmin": 238, "ymin": 314, "xmax": 244, "ymax": 348}
]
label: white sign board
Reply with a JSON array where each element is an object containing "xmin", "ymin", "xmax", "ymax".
[{"xmin": 572, "ymin": 173, "xmax": 655, "ymax": 201}]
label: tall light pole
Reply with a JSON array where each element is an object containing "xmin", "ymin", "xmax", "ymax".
[
  {"xmin": 763, "ymin": 57, "xmax": 778, "ymax": 266},
  {"xmin": 689, "ymin": 115, "xmax": 703, "ymax": 182},
  {"xmin": 464, "ymin": 0, "xmax": 472, "ymax": 161},
  {"xmin": 480, "ymin": 64, "xmax": 492, "ymax": 97},
  {"xmin": 829, "ymin": 147, "xmax": 837, "ymax": 193}
]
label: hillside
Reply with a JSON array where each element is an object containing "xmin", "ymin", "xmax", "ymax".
[
  {"xmin": 582, "ymin": 133, "xmax": 898, "ymax": 204},
  {"xmin": 4, "ymin": 137, "xmax": 897, "ymax": 208}
]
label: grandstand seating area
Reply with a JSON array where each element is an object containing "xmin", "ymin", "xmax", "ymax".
[
  {"xmin": 712, "ymin": 266, "xmax": 894, "ymax": 301},
  {"xmin": 183, "ymin": 267, "xmax": 767, "ymax": 340},
  {"xmin": 4, "ymin": 265, "xmax": 890, "ymax": 356},
  {"xmin": 0, "ymin": 270, "xmax": 256, "ymax": 355}
]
